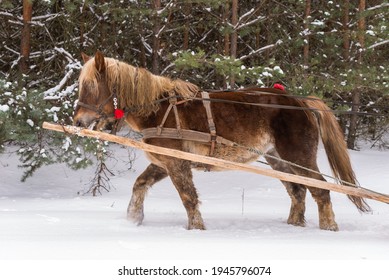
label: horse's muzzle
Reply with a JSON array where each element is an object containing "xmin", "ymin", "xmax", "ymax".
[
  {"xmin": 73, "ymin": 113, "xmax": 96, "ymax": 128},
  {"xmin": 73, "ymin": 113, "xmax": 115, "ymax": 132}
]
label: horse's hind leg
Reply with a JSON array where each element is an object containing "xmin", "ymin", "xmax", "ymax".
[
  {"xmin": 265, "ymin": 149, "xmax": 307, "ymax": 227},
  {"xmin": 127, "ymin": 163, "xmax": 168, "ymax": 225},
  {"xmin": 306, "ymin": 185, "xmax": 338, "ymax": 231},
  {"xmin": 165, "ymin": 159, "xmax": 205, "ymax": 230},
  {"xmin": 271, "ymin": 110, "xmax": 338, "ymax": 231},
  {"xmin": 278, "ymin": 150, "xmax": 338, "ymax": 231}
]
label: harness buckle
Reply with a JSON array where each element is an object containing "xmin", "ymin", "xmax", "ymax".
[{"xmin": 169, "ymin": 96, "xmax": 178, "ymax": 105}]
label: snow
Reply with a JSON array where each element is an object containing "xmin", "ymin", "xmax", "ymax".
[
  {"xmin": 311, "ymin": 20, "xmax": 325, "ymax": 27},
  {"xmin": 0, "ymin": 104, "xmax": 9, "ymax": 112},
  {"xmin": 273, "ymin": 66, "xmax": 284, "ymax": 75},
  {"xmin": 1, "ymin": 144, "xmax": 389, "ymax": 277},
  {"xmin": 261, "ymin": 71, "xmax": 272, "ymax": 77},
  {"xmin": 26, "ymin": 119, "xmax": 34, "ymax": 127}
]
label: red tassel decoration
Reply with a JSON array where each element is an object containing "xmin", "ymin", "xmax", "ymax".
[
  {"xmin": 273, "ymin": 83, "xmax": 285, "ymax": 91},
  {"xmin": 114, "ymin": 109, "xmax": 125, "ymax": 119}
]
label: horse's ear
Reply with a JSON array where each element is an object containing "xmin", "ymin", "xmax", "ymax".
[
  {"xmin": 81, "ymin": 52, "xmax": 90, "ymax": 63},
  {"xmin": 94, "ymin": 50, "xmax": 106, "ymax": 73}
]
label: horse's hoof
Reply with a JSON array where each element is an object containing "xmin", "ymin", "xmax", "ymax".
[
  {"xmin": 320, "ymin": 223, "xmax": 339, "ymax": 231},
  {"xmin": 187, "ymin": 214, "xmax": 206, "ymax": 230},
  {"xmin": 187, "ymin": 224, "xmax": 206, "ymax": 230},
  {"xmin": 127, "ymin": 211, "xmax": 144, "ymax": 226},
  {"xmin": 287, "ymin": 216, "xmax": 306, "ymax": 227},
  {"xmin": 187, "ymin": 220, "xmax": 206, "ymax": 230}
]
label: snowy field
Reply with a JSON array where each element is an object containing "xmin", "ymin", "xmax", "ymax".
[{"xmin": 1, "ymin": 143, "xmax": 389, "ymax": 279}]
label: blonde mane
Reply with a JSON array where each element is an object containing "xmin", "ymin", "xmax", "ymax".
[{"xmin": 79, "ymin": 56, "xmax": 199, "ymax": 116}]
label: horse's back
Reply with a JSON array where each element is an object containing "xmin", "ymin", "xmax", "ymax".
[{"xmin": 177, "ymin": 90, "xmax": 319, "ymax": 166}]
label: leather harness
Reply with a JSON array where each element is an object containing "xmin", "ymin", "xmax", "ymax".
[
  {"xmin": 141, "ymin": 91, "xmax": 235, "ymax": 157},
  {"xmin": 76, "ymin": 88, "xmax": 235, "ymax": 157}
]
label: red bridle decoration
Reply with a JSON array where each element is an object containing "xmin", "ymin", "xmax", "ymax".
[
  {"xmin": 113, "ymin": 97, "xmax": 125, "ymax": 119},
  {"xmin": 114, "ymin": 109, "xmax": 125, "ymax": 119}
]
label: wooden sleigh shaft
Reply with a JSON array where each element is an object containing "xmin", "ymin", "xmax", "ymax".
[{"xmin": 42, "ymin": 122, "xmax": 389, "ymax": 205}]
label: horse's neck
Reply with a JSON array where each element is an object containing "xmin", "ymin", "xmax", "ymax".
[{"xmin": 124, "ymin": 101, "xmax": 167, "ymax": 132}]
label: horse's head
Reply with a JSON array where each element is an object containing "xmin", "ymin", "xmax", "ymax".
[
  {"xmin": 73, "ymin": 51, "xmax": 199, "ymax": 131},
  {"xmin": 73, "ymin": 51, "xmax": 116, "ymax": 130}
]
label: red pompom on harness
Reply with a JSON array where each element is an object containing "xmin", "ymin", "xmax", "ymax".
[{"xmin": 273, "ymin": 83, "xmax": 285, "ymax": 91}]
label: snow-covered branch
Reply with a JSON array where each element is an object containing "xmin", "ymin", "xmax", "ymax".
[
  {"xmin": 156, "ymin": 24, "xmax": 166, "ymax": 38},
  {"xmin": 43, "ymin": 69, "xmax": 75, "ymax": 99},
  {"xmin": 199, "ymin": 29, "xmax": 213, "ymax": 43},
  {"xmin": 157, "ymin": 0, "xmax": 175, "ymax": 16},
  {"xmin": 349, "ymin": 38, "xmax": 389, "ymax": 62},
  {"xmin": 161, "ymin": 63, "xmax": 175, "ymax": 75},
  {"xmin": 4, "ymin": 45, "xmax": 19, "ymax": 56},
  {"xmin": 32, "ymin": 13, "xmax": 62, "ymax": 22},
  {"xmin": 236, "ymin": 16, "xmax": 266, "ymax": 31},
  {"xmin": 1, "ymin": 12, "xmax": 62, "ymax": 26},
  {"xmin": 367, "ymin": 39, "xmax": 389, "ymax": 50},
  {"xmin": 366, "ymin": 3, "xmax": 389, "ymax": 12},
  {"xmin": 43, "ymin": 61, "xmax": 81, "ymax": 100},
  {"xmin": 140, "ymin": 36, "xmax": 152, "ymax": 54},
  {"xmin": 239, "ymin": 40, "xmax": 282, "ymax": 61},
  {"xmin": 239, "ymin": 8, "xmax": 255, "ymax": 23},
  {"xmin": 7, "ymin": 20, "xmax": 23, "ymax": 26},
  {"xmin": 0, "ymin": 11, "xmax": 14, "ymax": 17},
  {"xmin": 54, "ymin": 47, "xmax": 77, "ymax": 64},
  {"xmin": 226, "ymin": 6, "xmax": 264, "ymax": 31}
]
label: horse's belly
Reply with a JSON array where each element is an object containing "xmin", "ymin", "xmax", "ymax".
[{"xmin": 184, "ymin": 141, "xmax": 269, "ymax": 171}]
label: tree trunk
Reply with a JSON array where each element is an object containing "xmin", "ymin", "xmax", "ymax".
[
  {"xmin": 347, "ymin": 0, "xmax": 365, "ymax": 150},
  {"xmin": 357, "ymin": 0, "xmax": 366, "ymax": 63},
  {"xmin": 223, "ymin": 2, "xmax": 230, "ymax": 57},
  {"xmin": 183, "ymin": 2, "xmax": 191, "ymax": 50},
  {"xmin": 342, "ymin": 0, "xmax": 350, "ymax": 61},
  {"xmin": 222, "ymin": 2, "xmax": 230, "ymax": 89},
  {"xmin": 139, "ymin": 20, "xmax": 147, "ymax": 68},
  {"xmin": 80, "ymin": 3, "xmax": 86, "ymax": 51},
  {"xmin": 20, "ymin": 0, "xmax": 33, "ymax": 74},
  {"xmin": 347, "ymin": 90, "xmax": 360, "ymax": 149},
  {"xmin": 303, "ymin": 0, "xmax": 311, "ymax": 68},
  {"xmin": 151, "ymin": 0, "xmax": 161, "ymax": 74},
  {"xmin": 230, "ymin": 0, "xmax": 238, "ymax": 88}
]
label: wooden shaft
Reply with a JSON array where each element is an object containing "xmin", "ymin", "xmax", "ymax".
[{"xmin": 42, "ymin": 122, "xmax": 389, "ymax": 204}]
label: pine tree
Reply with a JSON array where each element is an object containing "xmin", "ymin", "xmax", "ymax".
[
  {"xmin": 0, "ymin": 0, "xmax": 388, "ymax": 183},
  {"xmin": 20, "ymin": 0, "xmax": 33, "ymax": 74}
]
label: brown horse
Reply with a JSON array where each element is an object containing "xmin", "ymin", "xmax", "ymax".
[{"xmin": 73, "ymin": 51, "xmax": 369, "ymax": 231}]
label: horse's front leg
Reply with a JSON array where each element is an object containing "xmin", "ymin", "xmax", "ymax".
[
  {"xmin": 166, "ymin": 159, "xmax": 205, "ymax": 230},
  {"xmin": 127, "ymin": 163, "xmax": 168, "ymax": 225}
]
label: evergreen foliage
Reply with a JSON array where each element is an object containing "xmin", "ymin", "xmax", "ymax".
[
  {"xmin": 0, "ymin": 76, "xmax": 102, "ymax": 181},
  {"xmin": 0, "ymin": 0, "xmax": 388, "ymax": 182}
]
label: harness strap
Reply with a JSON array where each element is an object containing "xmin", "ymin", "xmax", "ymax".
[
  {"xmin": 157, "ymin": 103, "xmax": 174, "ymax": 135},
  {"xmin": 201, "ymin": 91, "xmax": 217, "ymax": 156},
  {"xmin": 156, "ymin": 93, "xmax": 187, "ymax": 137},
  {"xmin": 172, "ymin": 103, "xmax": 182, "ymax": 135},
  {"xmin": 142, "ymin": 127, "xmax": 235, "ymax": 147}
]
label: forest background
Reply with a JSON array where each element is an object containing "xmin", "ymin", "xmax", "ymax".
[{"xmin": 0, "ymin": 0, "xmax": 388, "ymax": 184}]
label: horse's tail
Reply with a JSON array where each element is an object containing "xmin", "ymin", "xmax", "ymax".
[{"xmin": 304, "ymin": 97, "xmax": 370, "ymax": 213}]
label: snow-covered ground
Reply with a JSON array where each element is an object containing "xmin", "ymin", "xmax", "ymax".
[{"xmin": 1, "ymin": 144, "xmax": 388, "ymax": 278}]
